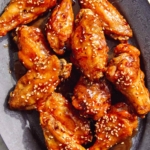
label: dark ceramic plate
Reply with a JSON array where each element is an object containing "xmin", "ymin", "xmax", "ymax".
[{"xmin": 0, "ymin": 0, "xmax": 150, "ymax": 150}]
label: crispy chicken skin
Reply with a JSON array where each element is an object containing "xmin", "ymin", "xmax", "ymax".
[
  {"xmin": 46, "ymin": 0, "xmax": 74, "ymax": 55},
  {"xmin": 71, "ymin": 9, "xmax": 109, "ymax": 81},
  {"xmin": 16, "ymin": 25, "xmax": 50, "ymax": 69},
  {"xmin": 8, "ymin": 26, "xmax": 72, "ymax": 110},
  {"xmin": 37, "ymin": 92, "xmax": 93, "ymax": 150},
  {"xmin": 106, "ymin": 44, "xmax": 150, "ymax": 116},
  {"xmin": 0, "ymin": 0, "xmax": 56, "ymax": 37},
  {"xmin": 16, "ymin": 25, "xmax": 72, "ymax": 79},
  {"xmin": 90, "ymin": 102, "xmax": 138, "ymax": 150},
  {"xmin": 9, "ymin": 55, "xmax": 61, "ymax": 110},
  {"xmin": 79, "ymin": 0, "xmax": 132, "ymax": 41},
  {"xmin": 72, "ymin": 76, "xmax": 111, "ymax": 120}
]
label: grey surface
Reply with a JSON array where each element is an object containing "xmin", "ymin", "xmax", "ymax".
[
  {"xmin": 0, "ymin": 0, "xmax": 150, "ymax": 150},
  {"xmin": 0, "ymin": 135, "xmax": 8, "ymax": 150}
]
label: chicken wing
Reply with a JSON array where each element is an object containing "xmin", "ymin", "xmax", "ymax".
[
  {"xmin": 106, "ymin": 43, "xmax": 150, "ymax": 116},
  {"xmin": 8, "ymin": 26, "xmax": 72, "ymax": 110},
  {"xmin": 9, "ymin": 55, "xmax": 61, "ymax": 110},
  {"xmin": 90, "ymin": 102, "xmax": 138, "ymax": 150},
  {"xmin": 71, "ymin": 9, "xmax": 109, "ymax": 81},
  {"xmin": 72, "ymin": 76, "xmax": 111, "ymax": 120},
  {"xmin": 38, "ymin": 92, "xmax": 93, "ymax": 150},
  {"xmin": 15, "ymin": 25, "xmax": 72, "ymax": 79},
  {"xmin": 0, "ymin": 0, "xmax": 56, "ymax": 37},
  {"xmin": 79, "ymin": 0, "xmax": 132, "ymax": 41},
  {"xmin": 15, "ymin": 25, "xmax": 50, "ymax": 69},
  {"xmin": 46, "ymin": 0, "xmax": 74, "ymax": 55}
]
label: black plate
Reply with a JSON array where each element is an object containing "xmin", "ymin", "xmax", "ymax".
[{"xmin": 0, "ymin": 0, "xmax": 150, "ymax": 150}]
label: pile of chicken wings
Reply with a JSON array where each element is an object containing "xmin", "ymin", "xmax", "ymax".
[{"xmin": 1, "ymin": 0, "xmax": 150, "ymax": 149}]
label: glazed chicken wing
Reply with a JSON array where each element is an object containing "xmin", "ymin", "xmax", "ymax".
[
  {"xmin": 38, "ymin": 92, "xmax": 93, "ymax": 150},
  {"xmin": 71, "ymin": 9, "xmax": 109, "ymax": 81},
  {"xmin": 106, "ymin": 44, "xmax": 150, "ymax": 116},
  {"xmin": 16, "ymin": 25, "xmax": 50, "ymax": 69},
  {"xmin": 72, "ymin": 76, "xmax": 111, "ymax": 120},
  {"xmin": 8, "ymin": 26, "xmax": 72, "ymax": 110},
  {"xmin": 90, "ymin": 102, "xmax": 138, "ymax": 150},
  {"xmin": 0, "ymin": 0, "xmax": 56, "ymax": 37},
  {"xmin": 15, "ymin": 25, "xmax": 72, "ymax": 78},
  {"xmin": 79, "ymin": 0, "xmax": 132, "ymax": 41},
  {"xmin": 9, "ymin": 55, "xmax": 62, "ymax": 110},
  {"xmin": 46, "ymin": 0, "xmax": 74, "ymax": 55}
]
